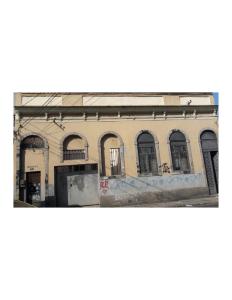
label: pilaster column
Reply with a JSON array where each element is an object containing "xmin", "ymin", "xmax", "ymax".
[{"xmin": 15, "ymin": 140, "xmax": 20, "ymax": 200}]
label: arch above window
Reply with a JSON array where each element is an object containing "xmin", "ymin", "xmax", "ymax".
[
  {"xmin": 137, "ymin": 132, "xmax": 154, "ymax": 144},
  {"xmin": 200, "ymin": 130, "xmax": 218, "ymax": 151},
  {"xmin": 21, "ymin": 135, "xmax": 45, "ymax": 149},
  {"xmin": 61, "ymin": 133, "xmax": 88, "ymax": 161},
  {"xmin": 201, "ymin": 130, "xmax": 217, "ymax": 140},
  {"xmin": 169, "ymin": 131, "xmax": 186, "ymax": 142}
]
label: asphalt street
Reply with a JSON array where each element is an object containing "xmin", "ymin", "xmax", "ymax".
[{"xmin": 14, "ymin": 195, "xmax": 218, "ymax": 208}]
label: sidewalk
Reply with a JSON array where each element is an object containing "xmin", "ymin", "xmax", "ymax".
[
  {"xmin": 130, "ymin": 195, "xmax": 218, "ymax": 207},
  {"xmin": 14, "ymin": 196, "xmax": 218, "ymax": 208},
  {"xmin": 14, "ymin": 200, "xmax": 36, "ymax": 208}
]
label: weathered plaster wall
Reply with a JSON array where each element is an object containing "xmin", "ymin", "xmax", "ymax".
[
  {"xmin": 14, "ymin": 93, "xmax": 216, "ymax": 106},
  {"xmin": 18, "ymin": 117, "xmax": 218, "ymax": 194},
  {"xmin": 14, "ymin": 92, "xmax": 218, "ymax": 206},
  {"xmin": 83, "ymin": 96, "xmax": 164, "ymax": 106},
  {"xmin": 180, "ymin": 96, "xmax": 211, "ymax": 105},
  {"xmin": 62, "ymin": 95, "xmax": 83, "ymax": 106},
  {"xmin": 67, "ymin": 174, "xmax": 99, "ymax": 206},
  {"xmin": 100, "ymin": 173, "xmax": 207, "ymax": 206},
  {"xmin": 22, "ymin": 96, "xmax": 62, "ymax": 106}
]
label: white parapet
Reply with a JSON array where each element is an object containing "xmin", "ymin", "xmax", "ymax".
[
  {"xmin": 180, "ymin": 96, "xmax": 211, "ymax": 105},
  {"xmin": 22, "ymin": 96, "xmax": 63, "ymax": 106},
  {"xmin": 83, "ymin": 96, "xmax": 164, "ymax": 106}
]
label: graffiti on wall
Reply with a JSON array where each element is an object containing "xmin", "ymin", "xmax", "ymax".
[{"xmin": 100, "ymin": 179, "xmax": 109, "ymax": 194}]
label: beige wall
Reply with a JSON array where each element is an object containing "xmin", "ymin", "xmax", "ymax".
[
  {"xmin": 17, "ymin": 117, "xmax": 218, "ymax": 189},
  {"xmin": 65, "ymin": 136, "xmax": 85, "ymax": 150},
  {"xmin": 14, "ymin": 92, "xmax": 218, "ymax": 202},
  {"xmin": 180, "ymin": 96, "xmax": 211, "ymax": 105}
]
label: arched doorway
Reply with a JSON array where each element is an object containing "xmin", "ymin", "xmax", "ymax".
[
  {"xmin": 200, "ymin": 130, "xmax": 218, "ymax": 194},
  {"xmin": 99, "ymin": 133, "xmax": 124, "ymax": 177},
  {"xmin": 20, "ymin": 134, "xmax": 47, "ymax": 205}
]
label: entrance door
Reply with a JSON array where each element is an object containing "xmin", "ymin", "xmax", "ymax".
[
  {"xmin": 201, "ymin": 131, "xmax": 218, "ymax": 195},
  {"xmin": 26, "ymin": 171, "xmax": 41, "ymax": 204}
]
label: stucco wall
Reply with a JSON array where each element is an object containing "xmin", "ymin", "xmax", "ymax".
[
  {"xmin": 14, "ymin": 97, "xmax": 218, "ymax": 205},
  {"xmin": 14, "ymin": 93, "xmax": 216, "ymax": 106},
  {"xmin": 100, "ymin": 173, "xmax": 208, "ymax": 206},
  {"xmin": 83, "ymin": 96, "xmax": 164, "ymax": 106},
  {"xmin": 17, "ymin": 118, "xmax": 218, "ymax": 189}
]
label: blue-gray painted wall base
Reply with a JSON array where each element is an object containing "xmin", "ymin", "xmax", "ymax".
[{"xmin": 100, "ymin": 173, "xmax": 208, "ymax": 206}]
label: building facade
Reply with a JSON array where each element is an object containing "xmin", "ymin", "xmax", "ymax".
[{"xmin": 14, "ymin": 93, "xmax": 218, "ymax": 207}]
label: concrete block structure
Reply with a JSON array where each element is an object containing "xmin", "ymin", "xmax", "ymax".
[{"xmin": 13, "ymin": 92, "xmax": 218, "ymax": 207}]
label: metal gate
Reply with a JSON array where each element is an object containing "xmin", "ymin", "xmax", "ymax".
[
  {"xmin": 110, "ymin": 148, "xmax": 121, "ymax": 175},
  {"xmin": 55, "ymin": 164, "xmax": 99, "ymax": 207}
]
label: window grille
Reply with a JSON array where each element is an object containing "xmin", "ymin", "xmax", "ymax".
[
  {"xmin": 110, "ymin": 148, "xmax": 121, "ymax": 175},
  {"xmin": 21, "ymin": 135, "xmax": 44, "ymax": 149},
  {"xmin": 63, "ymin": 135, "xmax": 86, "ymax": 161},
  {"xmin": 63, "ymin": 149, "xmax": 85, "ymax": 160}
]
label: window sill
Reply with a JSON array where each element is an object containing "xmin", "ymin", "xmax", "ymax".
[
  {"xmin": 138, "ymin": 173, "xmax": 161, "ymax": 177},
  {"xmin": 63, "ymin": 159, "xmax": 85, "ymax": 162},
  {"xmin": 100, "ymin": 175, "xmax": 125, "ymax": 180},
  {"xmin": 170, "ymin": 171, "xmax": 191, "ymax": 175}
]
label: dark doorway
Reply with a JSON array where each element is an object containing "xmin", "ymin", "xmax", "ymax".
[
  {"xmin": 26, "ymin": 171, "xmax": 41, "ymax": 204},
  {"xmin": 201, "ymin": 131, "xmax": 218, "ymax": 195}
]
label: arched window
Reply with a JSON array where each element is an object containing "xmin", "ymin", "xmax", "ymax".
[
  {"xmin": 201, "ymin": 130, "xmax": 218, "ymax": 151},
  {"xmin": 21, "ymin": 135, "xmax": 44, "ymax": 149},
  {"xmin": 170, "ymin": 131, "xmax": 190, "ymax": 173},
  {"xmin": 63, "ymin": 135, "xmax": 85, "ymax": 160},
  {"xmin": 137, "ymin": 132, "xmax": 158, "ymax": 175}
]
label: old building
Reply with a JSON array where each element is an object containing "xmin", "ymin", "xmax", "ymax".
[{"xmin": 14, "ymin": 92, "xmax": 218, "ymax": 207}]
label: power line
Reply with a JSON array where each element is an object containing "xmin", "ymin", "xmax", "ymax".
[
  {"xmin": 21, "ymin": 124, "xmax": 164, "ymax": 191},
  {"xmin": 19, "ymin": 93, "xmax": 58, "ymax": 128},
  {"xmin": 21, "ymin": 94, "xmax": 41, "ymax": 106}
]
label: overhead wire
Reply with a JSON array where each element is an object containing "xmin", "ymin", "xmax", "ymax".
[
  {"xmin": 21, "ymin": 93, "xmax": 41, "ymax": 106},
  {"xmin": 19, "ymin": 93, "xmax": 58, "ymax": 128},
  {"xmin": 22, "ymin": 123, "xmax": 163, "ymax": 191}
]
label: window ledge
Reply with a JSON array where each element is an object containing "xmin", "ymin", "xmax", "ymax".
[
  {"xmin": 138, "ymin": 173, "xmax": 161, "ymax": 177},
  {"xmin": 100, "ymin": 175, "xmax": 126, "ymax": 180},
  {"xmin": 170, "ymin": 171, "xmax": 191, "ymax": 175}
]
